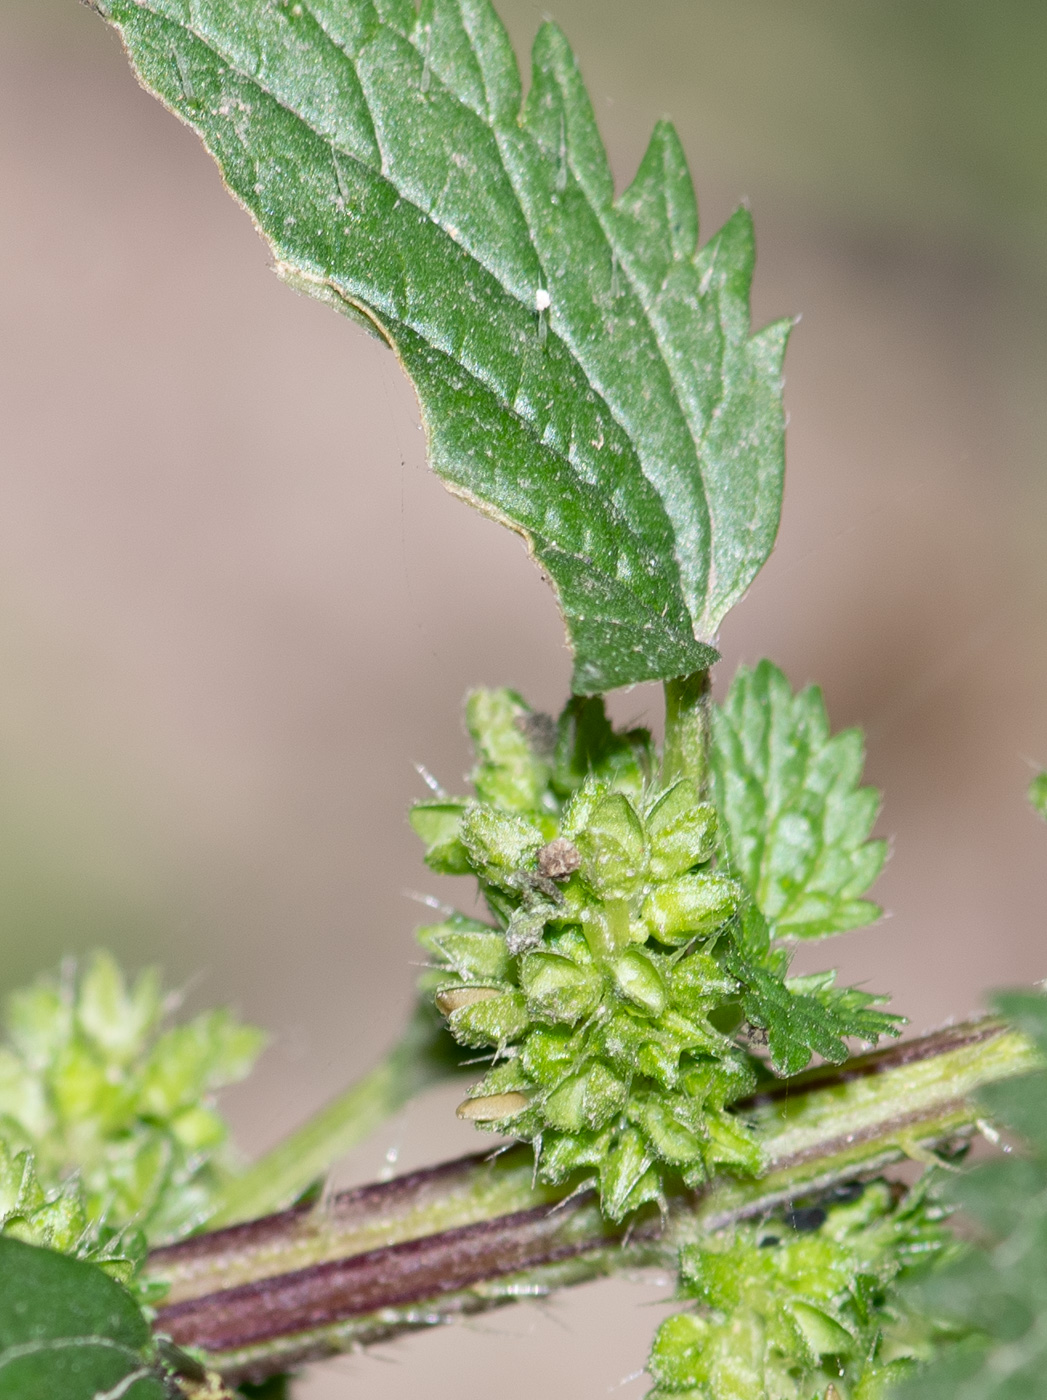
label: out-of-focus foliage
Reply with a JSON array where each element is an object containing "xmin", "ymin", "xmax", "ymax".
[
  {"xmin": 895, "ymin": 988, "xmax": 1047, "ymax": 1398},
  {"xmin": 415, "ymin": 684, "xmax": 897, "ymax": 1220},
  {"xmin": 0, "ymin": 1236, "xmax": 168, "ymax": 1400},
  {"xmin": 1028, "ymin": 771, "xmax": 1047, "ymax": 822},
  {"xmin": 649, "ymin": 1178, "xmax": 958, "ymax": 1400},
  {"xmin": 0, "ymin": 952, "xmax": 264, "ymax": 1244},
  {"xmin": 0, "ymin": 1135, "xmax": 145, "ymax": 1289}
]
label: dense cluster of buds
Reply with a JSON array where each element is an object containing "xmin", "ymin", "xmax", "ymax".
[
  {"xmin": 412, "ymin": 688, "xmax": 774, "ymax": 1218},
  {"xmin": 413, "ymin": 686, "xmax": 899, "ymax": 1219},
  {"xmin": 0, "ymin": 953, "xmax": 264, "ymax": 1243},
  {"xmin": 648, "ymin": 1179, "xmax": 955, "ymax": 1399}
]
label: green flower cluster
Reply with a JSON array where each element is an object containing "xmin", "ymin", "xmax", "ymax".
[
  {"xmin": 0, "ymin": 952, "xmax": 264, "ymax": 1245},
  {"xmin": 413, "ymin": 686, "xmax": 897, "ymax": 1220},
  {"xmin": 648, "ymin": 1179, "xmax": 956, "ymax": 1400},
  {"xmin": 0, "ymin": 1136, "xmax": 145, "ymax": 1290}
]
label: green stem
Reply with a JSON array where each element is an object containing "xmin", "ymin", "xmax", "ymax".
[
  {"xmin": 150, "ymin": 1017, "xmax": 1039, "ymax": 1382},
  {"xmin": 207, "ymin": 1003, "xmax": 463, "ymax": 1228},
  {"xmin": 662, "ymin": 670, "xmax": 713, "ymax": 792}
]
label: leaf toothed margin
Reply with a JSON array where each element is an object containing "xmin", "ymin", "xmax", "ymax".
[{"xmin": 91, "ymin": 0, "xmax": 790, "ymax": 693}]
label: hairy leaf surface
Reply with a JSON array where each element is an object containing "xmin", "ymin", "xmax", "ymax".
[
  {"xmin": 712, "ymin": 660, "xmax": 886, "ymax": 939},
  {"xmin": 92, "ymin": 0, "xmax": 789, "ymax": 692}
]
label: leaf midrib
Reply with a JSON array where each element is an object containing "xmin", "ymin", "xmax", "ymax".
[{"xmin": 435, "ymin": 18, "xmax": 733, "ymax": 638}]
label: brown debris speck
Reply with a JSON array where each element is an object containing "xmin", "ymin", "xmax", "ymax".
[{"xmin": 537, "ymin": 837, "xmax": 582, "ymax": 880}]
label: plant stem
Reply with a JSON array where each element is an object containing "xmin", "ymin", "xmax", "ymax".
[
  {"xmin": 207, "ymin": 1003, "xmax": 463, "ymax": 1228},
  {"xmin": 662, "ymin": 670, "xmax": 712, "ymax": 792},
  {"xmin": 149, "ymin": 1017, "xmax": 1038, "ymax": 1383}
]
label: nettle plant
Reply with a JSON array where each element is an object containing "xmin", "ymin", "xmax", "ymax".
[{"xmin": 5, "ymin": 1, "xmax": 1047, "ymax": 1397}]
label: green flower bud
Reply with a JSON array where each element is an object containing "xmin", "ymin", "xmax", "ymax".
[
  {"xmin": 612, "ymin": 948, "xmax": 667, "ymax": 1015},
  {"xmin": 628, "ymin": 1092, "xmax": 705, "ymax": 1167},
  {"xmin": 601, "ymin": 1125, "xmax": 660, "ymax": 1218},
  {"xmin": 573, "ymin": 791, "xmax": 647, "ymax": 898},
  {"xmin": 505, "ymin": 898, "xmax": 559, "ymax": 955},
  {"xmin": 76, "ymin": 953, "xmax": 163, "ymax": 1066},
  {"xmin": 702, "ymin": 1108, "xmax": 764, "ymax": 1176},
  {"xmin": 417, "ymin": 917, "xmax": 513, "ymax": 983},
  {"xmin": 520, "ymin": 1025, "xmax": 578, "ymax": 1083},
  {"xmin": 680, "ymin": 1056, "xmax": 754, "ymax": 1106},
  {"xmin": 790, "ymin": 1301, "xmax": 854, "ymax": 1356},
  {"xmin": 460, "ymin": 806, "xmax": 547, "ymax": 889},
  {"xmin": 520, "ymin": 949, "xmax": 601, "ymax": 1023},
  {"xmin": 409, "ymin": 801, "xmax": 472, "ymax": 875},
  {"xmin": 646, "ymin": 780, "xmax": 719, "ymax": 881},
  {"xmin": 445, "ymin": 990, "xmax": 529, "ymax": 1049},
  {"xmin": 635, "ymin": 1038, "xmax": 681, "ymax": 1088},
  {"xmin": 540, "ymin": 1126, "xmax": 612, "ymax": 1180},
  {"xmin": 649, "ymin": 1311, "xmax": 717, "ymax": 1395},
  {"xmin": 170, "ymin": 1104, "xmax": 226, "ymax": 1153},
  {"xmin": 670, "ymin": 950, "xmax": 738, "ymax": 1018},
  {"xmin": 643, "ymin": 872, "xmax": 741, "ymax": 945},
  {"xmin": 543, "ymin": 1062, "xmax": 627, "ymax": 1132},
  {"xmin": 467, "ymin": 688, "xmax": 552, "ymax": 813},
  {"xmin": 51, "ymin": 1043, "xmax": 128, "ymax": 1134}
]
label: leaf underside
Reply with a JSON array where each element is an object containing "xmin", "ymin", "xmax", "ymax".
[{"xmin": 93, "ymin": 0, "xmax": 789, "ymax": 692}]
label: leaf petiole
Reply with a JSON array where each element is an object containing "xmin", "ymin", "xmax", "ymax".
[{"xmin": 662, "ymin": 670, "xmax": 713, "ymax": 792}]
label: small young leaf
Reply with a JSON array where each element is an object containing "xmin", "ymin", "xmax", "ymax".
[
  {"xmin": 729, "ymin": 953, "xmax": 901, "ymax": 1077},
  {"xmin": 91, "ymin": 0, "xmax": 790, "ymax": 693},
  {"xmin": 712, "ymin": 660, "xmax": 887, "ymax": 939}
]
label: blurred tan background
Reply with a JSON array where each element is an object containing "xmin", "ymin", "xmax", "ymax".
[{"xmin": 3, "ymin": 1, "xmax": 1047, "ymax": 1394}]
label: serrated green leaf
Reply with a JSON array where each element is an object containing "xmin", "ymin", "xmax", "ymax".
[
  {"xmin": 712, "ymin": 659, "xmax": 887, "ymax": 939},
  {"xmin": 91, "ymin": 0, "xmax": 789, "ymax": 693},
  {"xmin": 0, "ymin": 1238, "xmax": 166, "ymax": 1400},
  {"xmin": 726, "ymin": 937, "xmax": 900, "ymax": 1077}
]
